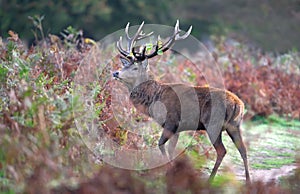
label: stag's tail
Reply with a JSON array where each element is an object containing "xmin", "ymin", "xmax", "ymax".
[{"xmin": 224, "ymin": 91, "xmax": 245, "ymax": 130}]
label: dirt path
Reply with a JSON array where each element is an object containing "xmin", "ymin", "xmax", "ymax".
[
  {"xmin": 220, "ymin": 121, "xmax": 300, "ymax": 183},
  {"xmin": 235, "ymin": 164, "xmax": 297, "ymax": 183}
]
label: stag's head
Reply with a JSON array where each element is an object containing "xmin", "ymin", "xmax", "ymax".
[{"xmin": 113, "ymin": 20, "xmax": 192, "ymax": 91}]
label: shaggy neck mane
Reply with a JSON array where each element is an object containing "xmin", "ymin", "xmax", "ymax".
[{"xmin": 129, "ymin": 80, "xmax": 163, "ymax": 115}]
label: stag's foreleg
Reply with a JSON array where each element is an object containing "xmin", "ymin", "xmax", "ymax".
[{"xmin": 158, "ymin": 128, "xmax": 177, "ymax": 160}]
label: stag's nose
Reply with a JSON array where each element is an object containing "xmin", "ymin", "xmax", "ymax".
[{"xmin": 113, "ymin": 71, "xmax": 119, "ymax": 78}]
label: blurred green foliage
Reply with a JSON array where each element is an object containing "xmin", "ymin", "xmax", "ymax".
[
  {"xmin": 0, "ymin": 0, "xmax": 172, "ymax": 42},
  {"xmin": 0, "ymin": 30, "xmax": 96, "ymax": 192},
  {"xmin": 1, "ymin": 0, "xmax": 300, "ymax": 51}
]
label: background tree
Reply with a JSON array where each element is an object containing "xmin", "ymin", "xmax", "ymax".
[{"xmin": 0, "ymin": 0, "xmax": 299, "ymax": 52}]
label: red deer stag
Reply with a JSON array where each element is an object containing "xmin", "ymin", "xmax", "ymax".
[{"xmin": 112, "ymin": 20, "xmax": 250, "ymax": 183}]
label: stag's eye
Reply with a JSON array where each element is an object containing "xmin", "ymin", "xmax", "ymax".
[{"xmin": 133, "ymin": 67, "xmax": 138, "ymax": 71}]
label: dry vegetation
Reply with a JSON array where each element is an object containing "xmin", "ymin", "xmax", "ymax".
[{"xmin": 0, "ymin": 30, "xmax": 300, "ymax": 193}]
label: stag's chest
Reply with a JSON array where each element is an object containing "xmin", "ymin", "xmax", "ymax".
[
  {"xmin": 130, "ymin": 91, "xmax": 154, "ymax": 116},
  {"xmin": 130, "ymin": 90, "xmax": 169, "ymax": 127},
  {"xmin": 129, "ymin": 82, "xmax": 162, "ymax": 116}
]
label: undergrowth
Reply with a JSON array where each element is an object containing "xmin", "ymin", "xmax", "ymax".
[{"xmin": 0, "ymin": 24, "xmax": 300, "ymax": 193}]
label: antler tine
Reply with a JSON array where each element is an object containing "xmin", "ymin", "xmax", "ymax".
[
  {"xmin": 125, "ymin": 21, "xmax": 145, "ymax": 52},
  {"xmin": 175, "ymin": 22, "xmax": 192, "ymax": 40},
  {"xmin": 116, "ymin": 23, "xmax": 132, "ymax": 57},
  {"xmin": 116, "ymin": 36, "xmax": 130, "ymax": 57},
  {"xmin": 175, "ymin": 19, "xmax": 180, "ymax": 33},
  {"xmin": 117, "ymin": 21, "xmax": 153, "ymax": 60},
  {"xmin": 164, "ymin": 19, "xmax": 192, "ymax": 47},
  {"xmin": 146, "ymin": 20, "xmax": 192, "ymax": 59},
  {"xmin": 137, "ymin": 31, "xmax": 153, "ymax": 40},
  {"xmin": 124, "ymin": 22, "xmax": 131, "ymax": 40}
]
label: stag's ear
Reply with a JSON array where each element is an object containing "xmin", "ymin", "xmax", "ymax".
[{"xmin": 120, "ymin": 57, "xmax": 132, "ymax": 67}]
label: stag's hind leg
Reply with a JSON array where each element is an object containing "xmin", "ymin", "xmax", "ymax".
[
  {"xmin": 167, "ymin": 133, "xmax": 179, "ymax": 160},
  {"xmin": 209, "ymin": 133, "xmax": 227, "ymax": 182},
  {"xmin": 226, "ymin": 126, "xmax": 250, "ymax": 183}
]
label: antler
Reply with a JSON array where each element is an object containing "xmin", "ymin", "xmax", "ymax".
[
  {"xmin": 116, "ymin": 20, "xmax": 192, "ymax": 62},
  {"xmin": 116, "ymin": 21, "xmax": 153, "ymax": 59},
  {"xmin": 145, "ymin": 20, "xmax": 192, "ymax": 59}
]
